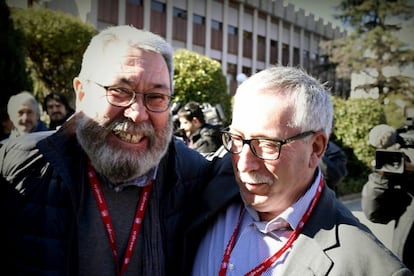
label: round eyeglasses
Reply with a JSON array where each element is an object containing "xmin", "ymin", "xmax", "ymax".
[
  {"xmin": 92, "ymin": 81, "xmax": 173, "ymax": 113},
  {"xmin": 221, "ymin": 130, "xmax": 316, "ymax": 160}
]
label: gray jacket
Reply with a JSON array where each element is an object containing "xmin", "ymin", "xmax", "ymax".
[{"xmin": 284, "ymin": 186, "xmax": 410, "ymax": 275}]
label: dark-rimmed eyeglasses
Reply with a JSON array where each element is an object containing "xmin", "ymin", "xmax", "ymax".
[
  {"xmin": 221, "ymin": 130, "xmax": 316, "ymax": 160},
  {"xmin": 92, "ymin": 81, "xmax": 173, "ymax": 113}
]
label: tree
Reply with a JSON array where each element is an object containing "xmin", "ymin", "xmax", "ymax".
[
  {"xmin": 321, "ymin": 0, "xmax": 414, "ymax": 102},
  {"xmin": 173, "ymin": 49, "xmax": 231, "ymax": 124},
  {"xmin": 10, "ymin": 7, "xmax": 96, "ymax": 103},
  {"xmin": 0, "ymin": 0, "xmax": 32, "ymax": 109}
]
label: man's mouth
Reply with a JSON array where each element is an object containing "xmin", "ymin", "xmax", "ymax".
[{"xmin": 112, "ymin": 129, "xmax": 143, "ymax": 143}]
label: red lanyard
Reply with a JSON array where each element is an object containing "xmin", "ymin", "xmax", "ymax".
[
  {"xmin": 87, "ymin": 161, "xmax": 153, "ymax": 276},
  {"xmin": 219, "ymin": 176, "xmax": 325, "ymax": 276}
]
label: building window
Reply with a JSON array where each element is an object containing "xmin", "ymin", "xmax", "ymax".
[
  {"xmin": 282, "ymin": 43, "xmax": 289, "ymax": 66},
  {"xmin": 257, "ymin": 35, "xmax": 265, "ymax": 62},
  {"xmin": 212, "ymin": 20, "xmax": 222, "ymax": 30},
  {"xmin": 211, "ymin": 19, "xmax": 222, "ymax": 50},
  {"xmin": 126, "ymin": 0, "xmax": 143, "ymax": 28},
  {"xmin": 98, "ymin": 0, "xmax": 119, "ymax": 24},
  {"xmin": 228, "ymin": 25, "xmax": 238, "ymax": 54},
  {"xmin": 244, "ymin": 5, "xmax": 254, "ymax": 15},
  {"xmin": 173, "ymin": 7, "xmax": 187, "ymax": 42},
  {"xmin": 243, "ymin": 31, "xmax": 252, "ymax": 59},
  {"xmin": 228, "ymin": 25, "xmax": 237, "ymax": 35},
  {"xmin": 151, "ymin": 0, "xmax": 166, "ymax": 36},
  {"xmin": 303, "ymin": 49, "xmax": 310, "ymax": 71},
  {"xmin": 193, "ymin": 14, "xmax": 205, "ymax": 46},
  {"xmin": 270, "ymin": 40, "xmax": 278, "ymax": 65},
  {"xmin": 193, "ymin": 14, "xmax": 204, "ymax": 25},
  {"xmin": 173, "ymin": 6, "xmax": 187, "ymax": 19},
  {"xmin": 151, "ymin": 0, "xmax": 164, "ymax": 12},
  {"xmin": 293, "ymin": 47, "xmax": 300, "ymax": 66}
]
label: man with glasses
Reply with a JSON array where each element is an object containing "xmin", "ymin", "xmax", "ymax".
[
  {"xmin": 0, "ymin": 25, "xmax": 234, "ymax": 275},
  {"xmin": 191, "ymin": 66, "xmax": 410, "ymax": 275}
]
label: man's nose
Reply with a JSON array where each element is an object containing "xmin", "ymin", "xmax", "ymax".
[
  {"xmin": 236, "ymin": 144, "xmax": 260, "ymax": 172},
  {"xmin": 123, "ymin": 99, "xmax": 149, "ymax": 122}
]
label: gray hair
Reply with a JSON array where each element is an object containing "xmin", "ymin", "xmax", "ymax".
[
  {"xmin": 78, "ymin": 25, "xmax": 174, "ymax": 91},
  {"xmin": 7, "ymin": 91, "xmax": 41, "ymax": 117},
  {"xmin": 236, "ymin": 66, "xmax": 333, "ymax": 135}
]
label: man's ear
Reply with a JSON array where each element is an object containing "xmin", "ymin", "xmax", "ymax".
[
  {"xmin": 310, "ymin": 132, "xmax": 328, "ymax": 167},
  {"xmin": 73, "ymin": 78, "xmax": 85, "ymax": 102}
]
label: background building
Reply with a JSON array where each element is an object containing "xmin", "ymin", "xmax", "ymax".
[{"xmin": 7, "ymin": 0, "xmax": 348, "ymax": 96}]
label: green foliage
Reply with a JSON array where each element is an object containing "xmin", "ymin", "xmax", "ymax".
[
  {"xmin": 0, "ymin": 0, "xmax": 32, "ymax": 107},
  {"xmin": 10, "ymin": 7, "xmax": 97, "ymax": 104},
  {"xmin": 332, "ymin": 97, "xmax": 386, "ymax": 195},
  {"xmin": 382, "ymin": 93, "xmax": 414, "ymax": 128},
  {"xmin": 173, "ymin": 49, "xmax": 231, "ymax": 125}
]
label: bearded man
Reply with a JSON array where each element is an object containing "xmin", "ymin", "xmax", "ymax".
[{"xmin": 0, "ymin": 25, "xmax": 234, "ymax": 276}]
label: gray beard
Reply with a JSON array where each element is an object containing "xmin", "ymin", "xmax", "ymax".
[{"xmin": 76, "ymin": 113, "xmax": 173, "ymax": 183}]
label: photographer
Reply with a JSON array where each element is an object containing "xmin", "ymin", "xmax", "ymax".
[{"xmin": 361, "ymin": 123, "xmax": 414, "ymax": 271}]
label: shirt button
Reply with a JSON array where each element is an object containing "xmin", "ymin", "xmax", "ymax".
[{"xmin": 228, "ymin": 263, "xmax": 235, "ymax": 270}]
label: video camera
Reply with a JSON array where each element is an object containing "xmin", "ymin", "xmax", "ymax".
[
  {"xmin": 375, "ymin": 149, "xmax": 405, "ymax": 174},
  {"xmin": 374, "ymin": 106, "xmax": 414, "ymax": 174}
]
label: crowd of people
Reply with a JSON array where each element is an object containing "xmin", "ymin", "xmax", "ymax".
[{"xmin": 0, "ymin": 24, "xmax": 412, "ymax": 275}]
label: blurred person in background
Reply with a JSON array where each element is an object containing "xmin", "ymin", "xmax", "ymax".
[
  {"xmin": 319, "ymin": 140, "xmax": 348, "ymax": 196},
  {"xmin": 43, "ymin": 92, "xmax": 75, "ymax": 130},
  {"xmin": 177, "ymin": 101, "xmax": 222, "ymax": 155},
  {"xmin": 319, "ymin": 120, "xmax": 348, "ymax": 196},
  {"xmin": 4, "ymin": 91, "xmax": 48, "ymax": 141}
]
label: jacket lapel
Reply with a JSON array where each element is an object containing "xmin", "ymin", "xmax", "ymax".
[
  {"xmin": 282, "ymin": 187, "xmax": 339, "ymax": 275},
  {"xmin": 283, "ymin": 234, "xmax": 333, "ymax": 275}
]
